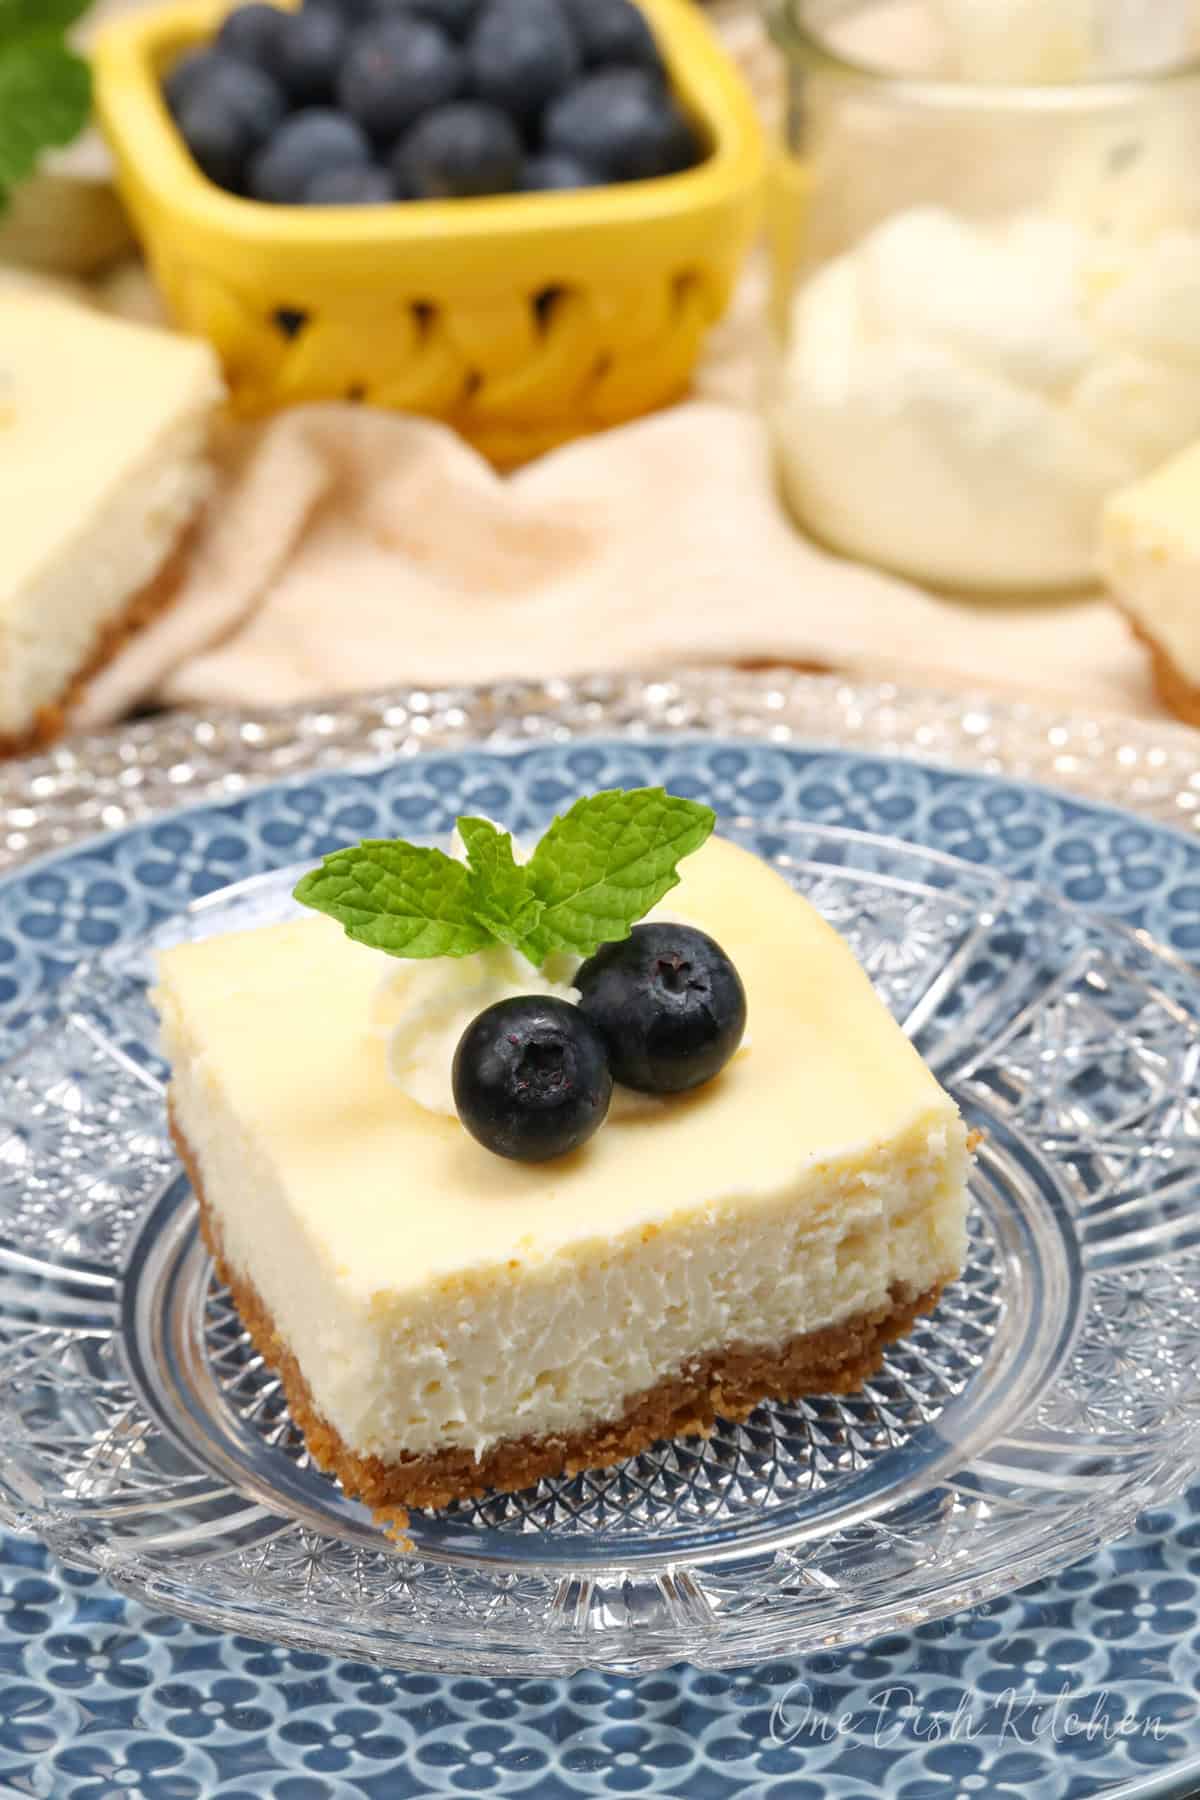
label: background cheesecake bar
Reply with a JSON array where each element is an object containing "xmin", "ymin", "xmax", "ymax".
[
  {"xmin": 155, "ymin": 836, "xmax": 971, "ymax": 1521},
  {"xmin": 0, "ymin": 293, "xmax": 223, "ymax": 752},
  {"xmin": 1102, "ymin": 442, "xmax": 1200, "ymax": 728}
]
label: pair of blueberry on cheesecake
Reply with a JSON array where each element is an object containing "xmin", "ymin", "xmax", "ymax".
[{"xmin": 453, "ymin": 919, "xmax": 747, "ymax": 1161}]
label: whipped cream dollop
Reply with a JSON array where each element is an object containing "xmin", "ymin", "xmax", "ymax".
[
  {"xmin": 776, "ymin": 207, "xmax": 1200, "ymax": 590},
  {"xmin": 372, "ymin": 943, "xmax": 583, "ymax": 1117}
]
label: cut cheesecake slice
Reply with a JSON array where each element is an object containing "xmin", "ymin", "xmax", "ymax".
[
  {"xmin": 155, "ymin": 834, "xmax": 971, "ymax": 1520},
  {"xmin": 0, "ymin": 293, "xmax": 223, "ymax": 751},
  {"xmin": 1102, "ymin": 441, "xmax": 1200, "ymax": 727}
]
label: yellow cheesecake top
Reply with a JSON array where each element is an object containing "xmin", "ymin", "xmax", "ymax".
[
  {"xmin": 155, "ymin": 835, "xmax": 959, "ymax": 1297},
  {"xmin": 0, "ymin": 293, "xmax": 223, "ymax": 601}
]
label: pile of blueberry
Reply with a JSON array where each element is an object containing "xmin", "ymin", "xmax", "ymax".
[
  {"xmin": 453, "ymin": 923, "xmax": 747, "ymax": 1162},
  {"xmin": 165, "ymin": 0, "xmax": 705, "ymax": 204}
]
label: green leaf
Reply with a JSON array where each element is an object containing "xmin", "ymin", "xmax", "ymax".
[
  {"xmin": 290, "ymin": 788, "xmax": 715, "ymax": 970},
  {"xmin": 457, "ymin": 817, "xmax": 544, "ymax": 950},
  {"xmin": 0, "ymin": 0, "xmax": 90, "ymax": 44},
  {"xmin": 293, "ymin": 840, "xmax": 495, "ymax": 959},
  {"xmin": 522, "ymin": 787, "xmax": 715, "ymax": 962},
  {"xmin": 0, "ymin": 37, "xmax": 90, "ymax": 199}
]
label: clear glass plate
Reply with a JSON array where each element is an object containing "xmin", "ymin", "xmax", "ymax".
[{"xmin": 3, "ymin": 805, "xmax": 1200, "ymax": 1676}]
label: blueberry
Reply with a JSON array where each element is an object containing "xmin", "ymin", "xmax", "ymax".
[
  {"xmin": 249, "ymin": 108, "xmax": 371, "ymax": 203},
  {"xmin": 561, "ymin": 0, "xmax": 662, "ymax": 73},
  {"xmin": 453, "ymin": 996, "xmax": 612, "ymax": 1161},
  {"xmin": 369, "ymin": 0, "xmax": 482, "ymax": 35},
  {"xmin": 164, "ymin": 47, "xmax": 285, "ymax": 131},
  {"xmin": 163, "ymin": 46, "xmax": 222, "ymax": 116},
  {"xmin": 306, "ymin": 0, "xmax": 373, "ymax": 14},
  {"xmin": 522, "ymin": 150, "xmax": 598, "ymax": 190},
  {"xmin": 338, "ymin": 16, "xmax": 464, "ymax": 139},
  {"xmin": 274, "ymin": 4, "xmax": 347, "ymax": 102},
  {"xmin": 173, "ymin": 58, "xmax": 286, "ymax": 190},
  {"xmin": 215, "ymin": 2, "xmax": 285, "ymax": 68},
  {"xmin": 544, "ymin": 68, "xmax": 699, "ymax": 180},
  {"xmin": 304, "ymin": 161, "xmax": 396, "ymax": 201},
  {"xmin": 467, "ymin": 0, "xmax": 580, "ymax": 127},
  {"xmin": 576, "ymin": 924, "xmax": 746, "ymax": 1094},
  {"xmin": 175, "ymin": 95, "xmax": 251, "ymax": 189},
  {"xmin": 392, "ymin": 100, "xmax": 522, "ymax": 197}
]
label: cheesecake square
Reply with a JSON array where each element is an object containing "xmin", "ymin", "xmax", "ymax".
[
  {"xmin": 155, "ymin": 834, "xmax": 970, "ymax": 1521},
  {"xmin": 1102, "ymin": 441, "xmax": 1200, "ymax": 727},
  {"xmin": 0, "ymin": 293, "xmax": 223, "ymax": 750}
]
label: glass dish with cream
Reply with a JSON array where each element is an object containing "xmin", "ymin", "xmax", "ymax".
[{"xmin": 767, "ymin": 0, "xmax": 1200, "ymax": 594}]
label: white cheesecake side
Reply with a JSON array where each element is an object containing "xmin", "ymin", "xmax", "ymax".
[
  {"xmin": 156, "ymin": 836, "xmax": 970, "ymax": 1479},
  {"xmin": 1101, "ymin": 441, "xmax": 1200, "ymax": 712},
  {"xmin": 0, "ymin": 294, "xmax": 223, "ymax": 741}
]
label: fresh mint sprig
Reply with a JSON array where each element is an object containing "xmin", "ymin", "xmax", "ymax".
[
  {"xmin": 0, "ymin": 0, "xmax": 91, "ymax": 212},
  {"xmin": 293, "ymin": 787, "xmax": 716, "ymax": 967}
]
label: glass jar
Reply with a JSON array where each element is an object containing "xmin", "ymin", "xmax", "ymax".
[{"xmin": 766, "ymin": 0, "xmax": 1200, "ymax": 594}]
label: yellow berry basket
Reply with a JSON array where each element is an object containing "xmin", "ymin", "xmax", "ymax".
[{"xmin": 93, "ymin": 0, "xmax": 763, "ymax": 466}]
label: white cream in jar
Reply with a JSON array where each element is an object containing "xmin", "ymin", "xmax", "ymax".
[{"xmin": 775, "ymin": 207, "xmax": 1200, "ymax": 590}]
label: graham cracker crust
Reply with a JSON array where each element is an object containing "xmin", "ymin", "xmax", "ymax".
[
  {"xmin": 171, "ymin": 1112, "xmax": 945, "ymax": 1526},
  {"xmin": 0, "ymin": 526, "xmax": 193, "ymax": 757},
  {"xmin": 1126, "ymin": 613, "xmax": 1200, "ymax": 729}
]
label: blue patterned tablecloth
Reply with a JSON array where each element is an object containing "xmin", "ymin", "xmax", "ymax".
[{"xmin": 3, "ymin": 1498, "xmax": 1200, "ymax": 1797}]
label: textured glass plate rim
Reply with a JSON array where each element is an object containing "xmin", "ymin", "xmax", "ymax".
[
  {"xmin": 1, "ymin": 745, "xmax": 1200, "ymax": 1678},
  {"xmin": 3, "ymin": 668, "xmax": 1200, "ymax": 872}
]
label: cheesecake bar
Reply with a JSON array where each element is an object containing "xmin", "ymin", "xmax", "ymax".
[
  {"xmin": 1102, "ymin": 441, "xmax": 1200, "ymax": 726},
  {"xmin": 0, "ymin": 293, "xmax": 223, "ymax": 750},
  {"xmin": 155, "ymin": 834, "xmax": 970, "ymax": 1520}
]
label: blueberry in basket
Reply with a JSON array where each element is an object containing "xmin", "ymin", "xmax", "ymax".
[
  {"xmin": 305, "ymin": 160, "xmax": 396, "ymax": 201},
  {"xmin": 467, "ymin": 0, "xmax": 580, "ymax": 127},
  {"xmin": 249, "ymin": 107, "xmax": 371, "ymax": 202},
  {"xmin": 522, "ymin": 150, "xmax": 597, "ymax": 191},
  {"xmin": 169, "ymin": 53, "xmax": 286, "ymax": 189},
  {"xmin": 393, "ymin": 100, "xmax": 522, "ymax": 197},
  {"xmin": 338, "ymin": 16, "xmax": 465, "ymax": 139},
  {"xmin": 216, "ymin": 1, "xmax": 286, "ymax": 67},
  {"xmin": 561, "ymin": 0, "xmax": 663, "ymax": 73},
  {"xmin": 368, "ymin": 0, "xmax": 484, "ymax": 34},
  {"xmin": 164, "ymin": 0, "xmax": 704, "ymax": 202},
  {"xmin": 544, "ymin": 67, "xmax": 698, "ymax": 180},
  {"xmin": 274, "ymin": 5, "xmax": 348, "ymax": 103}
]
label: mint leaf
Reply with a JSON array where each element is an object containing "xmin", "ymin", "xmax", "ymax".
[
  {"xmin": 457, "ymin": 817, "xmax": 544, "ymax": 950},
  {"xmin": 522, "ymin": 788, "xmax": 715, "ymax": 962},
  {"xmin": 291, "ymin": 787, "xmax": 715, "ymax": 969},
  {"xmin": 294, "ymin": 841, "xmax": 494, "ymax": 959},
  {"xmin": 0, "ymin": 1, "xmax": 90, "ymax": 42},
  {"xmin": 0, "ymin": 36, "xmax": 90, "ymax": 202}
]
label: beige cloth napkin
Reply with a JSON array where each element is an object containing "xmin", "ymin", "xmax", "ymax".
[{"xmin": 78, "ymin": 390, "xmax": 1157, "ymax": 727}]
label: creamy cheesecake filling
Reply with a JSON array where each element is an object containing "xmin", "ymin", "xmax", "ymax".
[
  {"xmin": 156, "ymin": 835, "xmax": 970, "ymax": 1469},
  {"xmin": 0, "ymin": 294, "xmax": 223, "ymax": 738},
  {"xmin": 0, "ymin": 429, "xmax": 213, "ymax": 738},
  {"xmin": 167, "ymin": 1040, "xmax": 965, "ymax": 1459}
]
